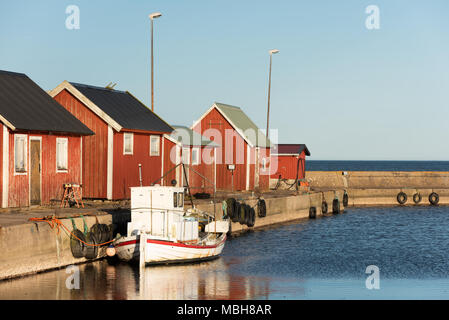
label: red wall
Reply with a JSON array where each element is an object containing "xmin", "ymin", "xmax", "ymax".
[
  {"xmin": 7, "ymin": 131, "xmax": 82, "ymax": 207},
  {"xmin": 187, "ymin": 146, "xmax": 216, "ymax": 194},
  {"xmin": 0, "ymin": 123, "xmax": 3, "ymax": 203},
  {"xmin": 270, "ymin": 151, "xmax": 306, "ymax": 180},
  {"xmin": 192, "ymin": 108, "xmax": 248, "ymax": 191},
  {"xmin": 53, "ymin": 89, "xmax": 108, "ymax": 199},
  {"xmin": 258, "ymin": 147, "xmax": 271, "ymax": 190},
  {"xmin": 112, "ymin": 131, "xmax": 163, "ymax": 199}
]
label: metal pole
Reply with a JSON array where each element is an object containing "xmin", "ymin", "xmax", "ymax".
[
  {"xmin": 266, "ymin": 54, "xmax": 272, "ymax": 140},
  {"xmin": 151, "ymin": 18, "xmax": 154, "ymax": 112}
]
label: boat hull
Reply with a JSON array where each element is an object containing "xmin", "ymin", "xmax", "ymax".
[{"xmin": 114, "ymin": 234, "xmax": 227, "ymax": 265}]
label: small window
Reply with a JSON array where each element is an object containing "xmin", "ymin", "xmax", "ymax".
[
  {"xmin": 124, "ymin": 133, "xmax": 133, "ymax": 155},
  {"xmin": 178, "ymin": 192, "xmax": 184, "ymax": 208},
  {"xmin": 56, "ymin": 138, "xmax": 68, "ymax": 171},
  {"xmin": 173, "ymin": 192, "xmax": 178, "ymax": 207},
  {"xmin": 191, "ymin": 148, "xmax": 199, "ymax": 165},
  {"xmin": 14, "ymin": 134, "xmax": 27, "ymax": 173},
  {"xmin": 150, "ymin": 135, "xmax": 160, "ymax": 156}
]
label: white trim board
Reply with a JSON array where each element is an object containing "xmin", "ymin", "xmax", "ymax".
[
  {"xmin": 107, "ymin": 125, "xmax": 114, "ymax": 200},
  {"xmin": 48, "ymin": 81, "xmax": 122, "ymax": 132},
  {"xmin": 2, "ymin": 125, "xmax": 9, "ymax": 208}
]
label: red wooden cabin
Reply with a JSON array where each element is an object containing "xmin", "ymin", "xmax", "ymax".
[
  {"xmin": 0, "ymin": 70, "xmax": 93, "ymax": 208},
  {"xmin": 191, "ymin": 102, "xmax": 271, "ymax": 191},
  {"xmin": 270, "ymin": 144, "xmax": 311, "ymax": 180},
  {"xmin": 170, "ymin": 125, "xmax": 219, "ymax": 194},
  {"xmin": 49, "ymin": 81, "xmax": 173, "ymax": 200}
]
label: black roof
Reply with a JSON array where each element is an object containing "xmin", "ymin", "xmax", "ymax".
[
  {"xmin": 0, "ymin": 70, "xmax": 93, "ymax": 135},
  {"xmin": 71, "ymin": 82, "xmax": 173, "ymax": 133},
  {"xmin": 272, "ymin": 144, "xmax": 311, "ymax": 156}
]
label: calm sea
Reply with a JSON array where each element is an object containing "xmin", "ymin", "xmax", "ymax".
[
  {"xmin": 307, "ymin": 160, "xmax": 449, "ymax": 172},
  {"xmin": 2, "ymin": 206, "xmax": 449, "ymax": 300}
]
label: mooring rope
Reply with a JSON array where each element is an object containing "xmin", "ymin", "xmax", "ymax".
[{"xmin": 29, "ymin": 216, "xmax": 115, "ymax": 247}]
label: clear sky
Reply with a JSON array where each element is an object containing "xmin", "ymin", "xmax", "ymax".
[{"xmin": 1, "ymin": 0, "xmax": 448, "ymax": 160}]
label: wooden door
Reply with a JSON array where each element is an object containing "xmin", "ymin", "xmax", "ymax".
[{"xmin": 30, "ymin": 140, "xmax": 41, "ymax": 205}]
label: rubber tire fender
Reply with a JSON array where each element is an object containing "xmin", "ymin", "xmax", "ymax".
[
  {"xmin": 397, "ymin": 192, "xmax": 407, "ymax": 205},
  {"xmin": 226, "ymin": 198, "xmax": 236, "ymax": 220},
  {"xmin": 413, "ymin": 193, "xmax": 422, "ymax": 204},
  {"xmin": 85, "ymin": 231, "xmax": 99, "ymax": 260},
  {"xmin": 332, "ymin": 199, "xmax": 341, "ymax": 214},
  {"xmin": 70, "ymin": 229, "xmax": 87, "ymax": 258},
  {"xmin": 309, "ymin": 207, "xmax": 317, "ymax": 219},
  {"xmin": 231, "ymin": 202, "xmax": 240, "ymax": 223},
  {"xmin": 321, "ymin": 201, "xmax": 328, "ymax": 214},
  {"xmin": 429, "ymin": 192, "xmax": 439, "ymax": 206},
  {"xmin": 343, "ymin": 192, "xmax": 349, "ymax": 207},
  {"xmin": 244, "ymin": 204, "xmax": 251, "ymax": 226},
  {"xmin": 239, "ymin": 204, "xmax": 246, "ymax": 225},
  {"xmin": 247, "ymin": 207, "xmax": 256, "ymax": 227},
  {"xmin": 90, "ymin": 223, "xmax": 103, "ymax": 244},
  {"xmin": 257, "ymin": 199, "xmax": 267, "ymax": 218}
]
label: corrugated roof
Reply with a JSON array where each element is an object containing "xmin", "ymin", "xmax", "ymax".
[
  {"xmin": 172, "ymin": 125, "xmax": 219, "ymax": 147},
  {"xmin": 272, "ymin": 144, "xmax": 311, "ymax": 156},
  {"xmin": 0, "ymin": 70, "xmax": 93, "ymax": 135},
  {"xmin": 70, "ymin": 82, "xmax": 173, "ymax": 133},
  {"xmin": 214, "ymin": 102, "xmax": 271, "ymax": 148}
]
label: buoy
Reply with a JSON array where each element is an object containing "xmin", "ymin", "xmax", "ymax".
[
  {"xmin": 106, "ymin": 245, "xmax": 116, "ymax": 257},
  {"xmin": 429, "ymin": 192, "xmax": 439, "ymax": 206},
  {"xmin": 397, "ymin": 192, "xmax": 407, "ymax": 205},
  {"xmin": 413, "ymin": 193, "xmax": 422, "ymax": 204}
]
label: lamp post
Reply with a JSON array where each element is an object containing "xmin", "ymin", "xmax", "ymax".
[
  {"xmin": 149, "ymin": 12, "xmax": 162, "ymax": 112},
  {"xmin": 266, "ymin": 49, "xmax": 279, "ymax": 140}
]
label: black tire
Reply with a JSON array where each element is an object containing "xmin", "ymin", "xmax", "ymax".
[
  {"xmin": 332, "ymin": 199, "xmax": 340, "ymax": 214},
  {"xmin": 231, "ymin": 202, "xmax": 240, "ymax": 223},
  {"xmin": 397, "ymin": 192, "xmax": 407, "ymax": 205},
  {"xmin": 257, "ymin": 199, "xmax": 267, "ymax": 218},
  {"xmin": 343, "ymin": 192, "xmax": 349, "ymax": 207},
  {"xmin": 247, "ymin": 207, "xmax": 256, "ymax": 227},
  {"xmin": 321, "ymin": 201, "xmax": 328, "ymax": 214},
  {"xmin": 413, "ymin": 193, "xmax": 422, "ymax": 204},
  {"xmin": 85, "ymin": 231, "xmax": 99, "ymax": 260},
  {"xmin": 239, "ymin": 204, "xmax": 246, "ymax": 225},
  {"xmin": 244, "ymin": 204, "xmax": 252, "ymax": 226},
  {"xmin": 90, "ymin": 223, "xmax": 103, "ymax": 244},
  {"xmin": 70, "ymin": 229, "xmax": 87, "ymax": 258},
  {"xmin": 309, "ymin": 207, "xmax": 317, "ymax": 219},
  {"xmin": 429, "ymin": 192, "xmax": 439, "ymax": 206},
  {"xmin": 226, "ymin": 198, "xmax": 236, "ymax": 220}
]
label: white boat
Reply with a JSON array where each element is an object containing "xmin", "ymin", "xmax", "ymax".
[{"xmin": 112, "ymin": 185, "xmax": 229, "ymax": 265}]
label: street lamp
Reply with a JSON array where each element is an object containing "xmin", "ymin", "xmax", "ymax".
[
  {"xmin": 266, "ymin": 49, "xmax": 279, "ymax": 140},
  {"xmin": 149, "ymin": 12, "xmax": 162, "ymax": 112}
]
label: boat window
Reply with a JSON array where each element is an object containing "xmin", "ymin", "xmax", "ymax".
[
  {"xmin": 173, "ymin": 192, "xmax": 178, "ymax": 207},
  {"xmin": 178, "ymin": 192, "xmax": 184, "ymax": 207}
]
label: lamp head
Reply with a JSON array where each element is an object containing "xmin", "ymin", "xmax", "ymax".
[
  {"xmin": 149, "ymin": 12, "xmax": 162, "ymax": 20},
  {"xmin": 269, "ymin": 49, "xmax": 280, "ymax": 55}
]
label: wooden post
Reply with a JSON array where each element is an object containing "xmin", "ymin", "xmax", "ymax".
[{"xmin": 139, "ymin": 229, "xmax": 147, "ymax": 269}]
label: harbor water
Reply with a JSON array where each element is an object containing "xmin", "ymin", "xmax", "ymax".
[{"xmin": 2, "ymin": 206, "xmax": 449, "ymax": 299}]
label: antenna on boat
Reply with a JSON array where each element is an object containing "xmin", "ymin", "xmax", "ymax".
[{"xmin": 139, "ymin": 164, "xmax": 143, "ymax": 187}]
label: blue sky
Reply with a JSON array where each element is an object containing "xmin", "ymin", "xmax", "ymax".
[{"xmin": 1, "ymin": 0, "xmax": 448, "ymax": 160}]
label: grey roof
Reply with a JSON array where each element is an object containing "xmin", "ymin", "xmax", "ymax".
[
  {"xmin": 0, "ymin": 70, "xmax": 93, "ymax": 135},
  {"xmin": 71, "ymin": 82, "xmax": 173, "ymax": 133},
  {"xmin": 171, "ymin": 125, "xmax": 219, "ymax": 147},
  {"xmin": 214, "ymin": 102, "xmax": 271, "ymax": 148}
]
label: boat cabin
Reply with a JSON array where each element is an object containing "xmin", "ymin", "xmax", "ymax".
[{"xmin": 128, "ymin": 186, "xmax": 198, "ymax": 243}]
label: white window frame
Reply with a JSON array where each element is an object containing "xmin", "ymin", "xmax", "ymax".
[
  {"xmin": 14, "ymin": 134, "xmax": 28, "ymax": 175},
  {"xmin": 191, "ymin": 147, "xmax": 200, "ymax": 165},
  {"xmin": 56, "ymin": 138, "xmax": 68, "ymax": 172},
  {"xmin": 150, "ymin": 135, "xmax": 160, "ymax": 156},
  {"xmin": 123, "ymin": 132, "xmax": 134, "ymax": 155}
]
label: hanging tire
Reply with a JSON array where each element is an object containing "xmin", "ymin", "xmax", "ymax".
[
  {"xmin": 429, "ymin": 192, "xmax": 439, "ymax": 206},
  {"xmin": 244, "ymin": 205, "xmax": 251, "ymax": 226},
  {"xmin": 332, "ymin": 199, "xmax": 340, "ymax": 214},
  {"xmin": 85, "ymin": 231, "xmax": 99, "ymax": 260},
  {"xmin": 232, "ymin": 202, "xmax": 240, "ymax": 223},
  {"xmin": 90, "ymin": 223, "xmax": 103, "ymax": 244},
  {"xmin": 239, "ymin": 204, "xmax": 246, "ymax": 225},
  {"xmin": 226, "ymin": 198, "xmax": 236, "ymax": 220},
  {"xmin": 309, "ymin": 207, "xmax": 317, "ymax": 219},
  {"xmin": 397, "ymin": 192, "xmax": 407, "ymax": 205},
  {"xmin": 247, "ymin": 207, "xmax": 256, "ymax": 227},
  {"xmin": 413, "ymin": 193, "xmax": 422, "ymax": 204},
  {"xmin": 321, "ymin": 201, "xmax": 328, "ymax": 214},
  {"xmin": 70, "ymin": 229, "xmax": 87, "ymax": 259},
  {"xmin": 257, "ymin": 199, "xmax": 267, "ymax": 218},
  {"xmin": 343, "ymin": 192, "xmax": 349, "ymax": 207}
]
